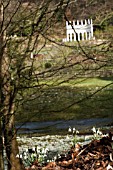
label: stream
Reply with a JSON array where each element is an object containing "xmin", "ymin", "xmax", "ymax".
[{"xmin": 16, "ymin": 117, "xmax": 113, "ymax": 135}]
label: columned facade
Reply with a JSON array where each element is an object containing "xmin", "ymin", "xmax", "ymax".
[{"xmin": 63, "ymin": 19, "xmax": 93, "ymax": 42}]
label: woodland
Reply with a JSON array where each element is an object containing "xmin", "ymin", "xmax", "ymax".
[{"xmin": 0, "ymin": 0, "xmax": 113, "ymax": 170}]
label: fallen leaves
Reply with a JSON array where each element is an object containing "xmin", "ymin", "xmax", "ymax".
[{"xmin": 25, "ymin": 132, "xmax": 113, "ymax": 170}]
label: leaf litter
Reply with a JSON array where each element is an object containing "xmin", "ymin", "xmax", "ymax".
[{"xmin": 25, "ymin": 132, "xmax": 113, "ymax": 170}]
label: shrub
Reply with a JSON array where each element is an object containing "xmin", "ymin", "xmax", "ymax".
[{"xmin": 45, "ymin": 62, "xmax": 52, "ymax": 69}]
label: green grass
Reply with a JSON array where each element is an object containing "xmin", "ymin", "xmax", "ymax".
[
  {"xmin": 16, "ymin": 77, "xmax": 113, "ymax": 123},
  {"xmin": 60, "ymin": 77, "xmax": 113, "ymax": 87},
  {"xmin": 38, "ymin": 77, "xmax": 113, "ymax": 89}
]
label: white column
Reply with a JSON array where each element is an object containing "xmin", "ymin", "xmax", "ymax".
[
  {"xmin": 88, "ymin": 32, "xmax": 91, "ymax": 40},
  {"xmin": 81, "ymin": 20, "xmax": 83, "ymax": 25},
  {"xmin": 66, "ymin": 21, "xmax": 69, "ymax": 28},
  {"xmin": 73, "ymin": 20, "xmax": 75, "ymax": 27},
  {"xmin": 70, "ymin": 33, "xmax": 72, "ymax": 41},
  {"xmin": 82, "ymin": 33, "xmax": 84, "ymax": 40},
  {"xmin": 91, "ymin": 19, "xmax": 93, "ymax": 38},
  {"xmin": 67, "ymin": 33, "xmax": 70, "ymax": 41},
  {"xmin": 85, "ymin": 32, "xmax": 88, "ymax": 40},
  {"xmin": 88, "ymin": 19, "xmax": 90, "ymax": 24},
  {"xmin": 78, "ymin": 33, "xmax": 80, "ymax": 41},
  {"xmin": 85, "ymin": 19, "xmax": 87, "ymax": 25},
  {"xmin": 77, "ymin": 20, "xmax": 79, "ymax": 25},
  {"xmin": 74, "ymin": 33, "xmax": 76, "ymax": 41}
]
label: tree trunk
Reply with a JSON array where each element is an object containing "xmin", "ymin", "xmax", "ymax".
[
  {"xmin": 3, "ymin": 112, "xmax": 24, "ymax": 170},
  {"xmin": 0, "ymin": 1, "xmax": 4, "ymax": 169},
  {"xmin": 0, "ymin": 2, "xmax": 24, "ymax": 168},
  {"xmin": 1, "ymin": 55, "xmax": 24, "ymax": 170},
  {"xmin": 0, "ymin": 118, "xmax": 4, "ymax": 170},
  {"xmin": 1, "ymin": 35, "xmax": 24, "ymax": 170}
]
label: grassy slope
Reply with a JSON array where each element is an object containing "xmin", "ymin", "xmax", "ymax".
[{"xmin": 16, "ymin": 77, "xmax": 113, "ymax": 122}]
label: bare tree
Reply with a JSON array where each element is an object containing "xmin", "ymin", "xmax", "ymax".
[
  {"xmin": 0, "ymin": 0, "xmax": 70, "ymax": 169},
  {"xmin": 0, "ymin": 0, "xmax": 113, "ymax": 170}
]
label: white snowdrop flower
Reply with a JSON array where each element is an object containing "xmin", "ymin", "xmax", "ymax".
[
  {"xmin": 68, "ymin": 127, "xmax": 72, "ymax": 132},
  {"xmin": 107, "ymin": 164, "xmax": 113, "ymax": 170},
  {"xmin": 45, "ymin": 148, "xmax": 49, "ymax": 153},
  {"xmin": 37, "ymin": 146, "xmax": 40, "ymax": 150},
  {"xmin": 19, "ymin": 154, "xmax": 23, "ymax": 159},
  {"xmin": 66, "ymin": 135, "xmax": 69, "ymax": 139},
  {"xmin": 16, "ymin": 154, "xmax": 19, "ymax": 158},
  {"xmin": 103, "ymin": 133, "xmax": 109, "ymax": 137},
  {"xmin": 46, "ymin": 160, "xmax": 49, "ymax": 163},
  {"xmin": 76, "ymin": 130, "xmax": 79, "ymax": 134},
  {"xmin": 25, "ymin": 148, "xmax": 28, "ymax": 152},
  {"xmin": 73, "ymin": 127, "xmax": 76, "ymax": 133},
  {"xmin": 42, "ymin": 148, "xmax": 46, "ymax": 154},
  {"xmin": 58, "ymin": 154, "xmax": 61, "ymax": 158},
  {"xmin": 32, "ymin": 147, "xmax": 36, "ymax": 151},
  {"xmin": 97, "ymin": 128, "xmax": 102, "ymax": 135},
  {"xmin": 91, "ymin": 127, "xmax": 96, "ymax": 133},
  {"xmin": 54, "ymin": 156, "xmax": 57, "ymax": 160},
  {"xmin": 24, "ymin": 155, "xmax": 28, "ymax": 160},
  {"xmin": 23, "ymin": 152, "xmax": 27, "ymax": 156}
]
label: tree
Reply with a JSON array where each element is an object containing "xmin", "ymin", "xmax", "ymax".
[
  {"xmin": 0, "ymin": 1, "xmax": 5, "ymax": 169},
  {"xmin": 0, "ymin": 0, "xmax": 70, "ymax": 169},
  {"xmin": 0, "ymin": 0, "xmax": 113, "ymax": 170}
]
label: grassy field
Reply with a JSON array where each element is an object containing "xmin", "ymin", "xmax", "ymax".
[{"xmin": 16, "ymin": 77, "xmax": 113, "ymax": 123}]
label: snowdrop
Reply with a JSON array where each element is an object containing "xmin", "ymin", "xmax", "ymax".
[
  {"xmin": 16, "ymin": 154, "xmax": 19, "ymax": 158},
  {"xmin": 68, "ymin": 127, "xmax": 79, "ymax": 146},
  {"xmin": 91, "ymin": 127, "xmax": 96, "ymax": 133},
  {"xmin": 76, "ymin": 130, "xmax": 79, "ymax": 134},
  {"xmin": 91, "ymin": 126, "xmax": 103, "ymax": 139},
  {"xmin": 73, "ymin": 127, "xmax": 76, "ymax": 133},
  {"xmin": 107, "ymin": 164, "xmax": 113, "ymax": 170},
  {"xmin": 97, "ymin": 128, "xmax": 102, "ymax": 136},
  {"xmin": 19, "ymin": 154, "xmax": 23, "ymax": 159},
  {"xmin": 54, "ymin": 156, "xmax": 57, "ymax": 160},
  {"xmin": 68, "ymin": 127, "xmax": 72, "ymax": 132},
  {"xmin": 23, "ymin": 155, "xmax": 28, "ymax": 160}
]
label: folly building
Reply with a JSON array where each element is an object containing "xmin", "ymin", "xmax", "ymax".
[{"xmin": 63, "ymin": 19, "xmax": 93, "ymax": 42}]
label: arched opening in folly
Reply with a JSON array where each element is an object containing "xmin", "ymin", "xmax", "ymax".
[
  {"xmin": 80, "ymin": 33, "xmax": 82, "ymax": 40},
  {"xmin": 76, "ymin": 33, "xmax": 78, "ymax": 41}
]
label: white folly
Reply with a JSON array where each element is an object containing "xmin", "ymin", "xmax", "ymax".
[{"xmin": 63, "ymin": 19, "xmax": 93, "ymax": 42}]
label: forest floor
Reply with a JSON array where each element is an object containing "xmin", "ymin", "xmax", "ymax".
[{"xmin": 25, "ymin": 132, "xmax": 113, "ymax": 170}]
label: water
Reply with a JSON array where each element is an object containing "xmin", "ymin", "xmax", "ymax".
[{"xmin": 16, "ymin": 117, "xmax": 113, "ymax": 135}]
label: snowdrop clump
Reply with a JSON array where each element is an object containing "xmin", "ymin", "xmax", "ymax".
[
  {"xmin": 17, "ymin": 127, "xmax": 104, "ymax": 167},
  {"xmin": 17, "ymin": 135, "xmax": 73, "ymax": 167},
  {"xmin": 68, "ymin": 127, "xmax": 80, "ymax": 146},
  {"xmin": 17, "ymin": 144, "xmax": 52, "ymax": 166},
  {"xmin": 91, "ymin": 126, "xmax": 103, "ymax": 139}
]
